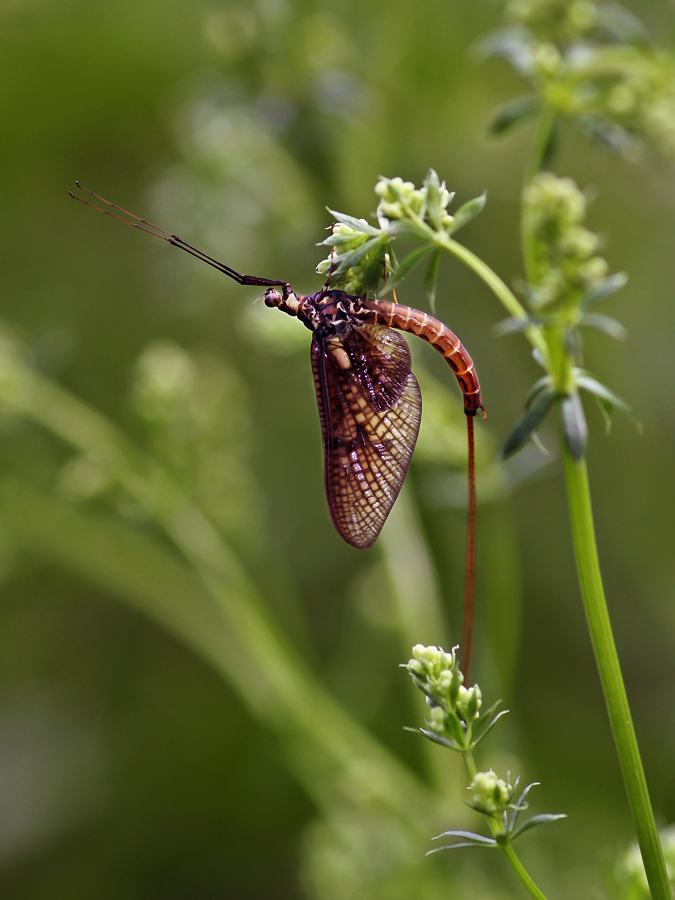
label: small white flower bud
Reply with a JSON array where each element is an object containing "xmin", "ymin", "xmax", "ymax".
[
  {"xmin": 578, "ymin": 256, "xmax": 609, "ymax": 286},
  {"xmin": 469, "ymin": 770, "xmax": 512, "ymax": 817},
  {"xmin": 377, "ymin": 201, "xmax": 404, "ymax": 219},
  {"xmin": 558, "ymin": 226, "xmax": 599, "ymax": 259},
  {"xmin": 568, "ymin": 0, "xmax": 596, "ymax": 31},
  {"xmin": 607, "ymin": 84, "xmax": 636, "ymax": 115},
  {"xmin": 428, "ymin": 705, "xmax": 447, "ymax": 735},
  {"xmin": 374, "ymin": 178, "xmax": 391, "ymax": 199},
  {"xmin": 534, "ymin": 43, "xmax": 561, "ymax": 77},
  {"xmin": 438, "ymin": 671, "xmax": 453, "ymax": 692},
  {"xmin": 456, "ymin": 684, "xmax": 482, "ymax": 721},
  {"xmin": 412, "ymin": 644, "xmax": 442, "ymax": 666}
]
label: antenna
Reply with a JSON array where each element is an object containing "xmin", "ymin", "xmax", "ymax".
[{"xmin": 69, "ymin": 182, "xmax": 287, "ymax": 288}]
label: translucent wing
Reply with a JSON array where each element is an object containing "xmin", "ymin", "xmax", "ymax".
[{"xmin": 311, "ymin": 324, "xmax": 422, "ymax": 549}]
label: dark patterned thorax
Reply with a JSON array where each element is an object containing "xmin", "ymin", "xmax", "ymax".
[{"xmin": 296, "ymin": 289, "xmax": 367, "ymax": 334}]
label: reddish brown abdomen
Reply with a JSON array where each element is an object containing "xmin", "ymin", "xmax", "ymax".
[{"xmin": 361, "ymin": 299, "xmax": 483, "ymax": 415}]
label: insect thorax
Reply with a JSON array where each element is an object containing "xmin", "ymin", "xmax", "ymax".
[{"xmin": 298, "ymin": 289, "xmax": 367, "ymax": 334}]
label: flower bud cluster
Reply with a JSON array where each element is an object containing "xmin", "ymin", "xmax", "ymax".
[
  {"xmin": 375, "ymin": 173, "xmax": 455, "ymax": 231},
  {"xmin": 468, "ymin": 770, "xmax": 513, "ymax": 818},
  {"xmin": 523, "ymin": 172, "xmax": 608, "ymax": 308},
  {"xmin": 317, "ymin": 172, "xmax": 482, "ymax": 302},
  {"xmin": 505, "ymin": 0, "xmax": 598, "ymax": 44},
  {"xmin": 491, "ymin": 0, "xmax": 675, "ymax": 163},
  {"xmin": 315, "ymin": 221, "xmax": 392, "ymax": 295},
  {"xmin": 405, "ymin": 644, "xmax": 483, "ymax": 748},
  {"xmin": 587, "ymin": 49, "xmax": 675, "ymax": 163}
]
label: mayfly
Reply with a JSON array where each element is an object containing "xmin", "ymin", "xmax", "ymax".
[{"xmin": 70, "ymin": 183, "xmax": 485, "ymax": 675}]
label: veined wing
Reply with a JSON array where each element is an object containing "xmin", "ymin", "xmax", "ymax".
[{"xmin": 311, "ymin": 324, "xmax": 422, "ymax": 549}]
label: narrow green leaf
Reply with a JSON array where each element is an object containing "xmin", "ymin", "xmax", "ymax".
[
  {"xmin": 540, "ymin": 118, "xmax": 559, "ymax": 169},
  {"xmin": 411, "ymin": 681, "xmax": 440, "ymax": 705},
  {"xmin": 424, "ymin": 248, "xmax": 441, "ymax": 313},
  {"xmin": 472, "ymin": 709, "xmax": 510, "ymax": 745},
  {"xmin": 424, "ymin": 168, "xmax": 442, "ymax": 229},
  {"xmin": 529, "ymin": 430, "xmax": 550, "ymax": 456},
  {"xmin": 582, "ymin": 313, "xmax": 628, "ymax": 341},
  {"xmin": 326, "ymin": 209, "xmax": 381, "ymax": 235},
  {"xmin": 525, "ymin": 375, "xmax": 553, "ymax": 406},
  {"xmin": 493, "ymin": 315, "xmax": 533, "ymax": 337},
  {"xmin": 432, "ymin": 830, "xmax": 497, "ymax": 845},
  {"xmin": 474, "ymin": 699, "xmax": 502, "ymax": 727},
  {"xmin": 511, "ymin": 813, "xmax": 567, "ymax": 841},
  {"xmin": 385, "ymin": 219, "xmax": 430, "ymax": 241},
  {"xmin": 447, "ymin": 191, "xmax": 487, "ymax": 236},
  {"xmin": 561, "ymin": 393, "xmax": 588, "ymax": 460},
  {"xmin": 576, "ymin": 373, "xmax": 641, "ymax": 432},
  {"xmin": 380, "ymin": 245, "xmax": 431, "ymax": 294},
  {"xmin": 532, "ymin": 347, "xmax": 547, "ymax": 369},
  {"xmin": 579, "ymin": 115, "xmax": 639, "ymax": 159},
  {"xmin": 596, "ymin": 5, "xmax": 648, "ymax": 44},
  {"xmin": 318, "ymin": 232, "xmax": 373, "ymax": 247},
  {"xmin": 443, "ymin": 711, "xmax": 467, "ymax": 748},
  {"xmin": 385, "ymin": 180, "xmax": 404, "ymax": 202},
  {"xmin": 579, "ymin": 272, "xmax": 628, "ymax": 312},
  {"xmin": 427, "ymin": 841, "xmax": 497, "ymax": 853},
  {"xmin": 501, "ymin": 387, "xmax": 556, "ymax": 459},
  {"xmin": 488, "ymin": 94, "xmax": 540, "ymax": 136},
  {"xmin": 594, "ymin": 395, "xmax": 614, "ymax": 433},
  {"xmin": 417, "ymin": 728, "xmax": 461, "ymax": 751},
  {"xmin": 476, "ymin": 27, "xmax": 536, "ymax": 75},
  {"xmin": 508, "ymin": 781, "xmax": 539, "ymax": 831},
  {"xmin": 333, "ymin": 236, "xmax": 381, "ymax": 275},
  {"xmin": 424, "ymin": 168, "xmax": 441, "ymax": 191}
]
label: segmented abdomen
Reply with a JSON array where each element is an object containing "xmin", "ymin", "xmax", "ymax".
[{"xmin": 360, "ymin": 299, "xmax": 483, "ymax": 415}]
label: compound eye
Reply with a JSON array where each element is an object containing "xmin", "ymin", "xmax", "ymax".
[{"xmin": 264, "ymin": 290, "xmax": 282, "ymax": 308}]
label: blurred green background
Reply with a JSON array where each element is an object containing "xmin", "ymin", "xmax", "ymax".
[{"xmin": 1, "ymin": 0, "xmax": 675, "ymax": 897}]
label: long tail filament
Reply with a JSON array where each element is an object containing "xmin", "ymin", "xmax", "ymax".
[{"xmin": 462, "ymin": 415, "xmax": 477, "ymax": 682}]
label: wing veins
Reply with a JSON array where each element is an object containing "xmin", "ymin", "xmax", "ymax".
[{"xmin": 313, "ymin": 325, "xmax": 422, "ymax": 549}]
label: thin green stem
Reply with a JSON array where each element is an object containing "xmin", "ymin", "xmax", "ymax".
[
  {"xmin": 527, "ymin": 109, "xmax": 557, "ymax": 183},
  {"xmin": 462, "ymin": 751, "xmax": 552, "ymax": 900},
  {"xmin": 563, "ymin": 450, "xmax": 672, "ymax": 900},
  {"xmin": 514, "ymin": 106, "xmax": 671, "ymax": 895},
  {"xmin": 435, "ymin": 190, "xmax": 669, "ymax": 896},
  {"xmin": 499, "ymin": 845, "xmax": 550, "ymax": 900},
  {"xmin": 522, "ymin": 110, "xmax": 557, "ymax": 284},
  {"xmin": 440, "ymin": 236, "xmax": 550, "ymax": 365},
  {"xmin": 463, "ymin": 749, "xmax": 477, "ymax": 779}
]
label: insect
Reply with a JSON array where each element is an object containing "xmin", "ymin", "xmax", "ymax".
[{"xmin": 70, "ymin": 183, "xmax": 484, "ymax": 675}]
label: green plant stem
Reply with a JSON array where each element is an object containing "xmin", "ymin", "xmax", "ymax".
[
  {"xmin": 527, "ymin": 109, "xmax": 557, "ymax": 183},
  {"xmin": 440, "ymin": 215, "xmax": 670, "ymax": 896},
  {"xmin": 441, "ymin": 237, "xmax": 549, "ymax": 364},
  {"xmin": 563, "ymin": 449, "xmax": 672, "ymax": 900},
  {"xmin": 498, "ymin": 843, "xmax": 550, "ymax": 900},
  {"xmin": 462, "ymin": 752, "xmax": 552, "ymax": 900},
  {"xmin": 522, "ymin": 110, "xmax": 557, "ymax": 284}
]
